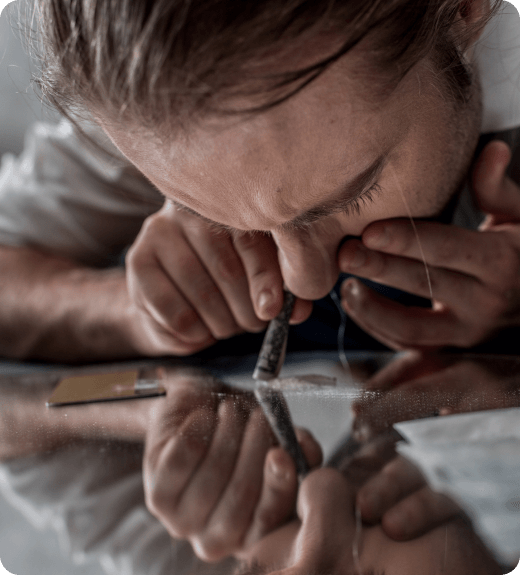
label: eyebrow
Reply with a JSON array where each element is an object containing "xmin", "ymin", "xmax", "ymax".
[{"xmin": 170, "ymin": 154, "xmax": 386, "ymax": 234}]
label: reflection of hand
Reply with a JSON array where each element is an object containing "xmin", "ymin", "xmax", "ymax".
[
  {"xmin": 339, "ymin": 141, "xmax": 520, "ymax": 350},
  {"xmin": 126, "ymin": 201, "xmax": 311, "ymax": 356},
  {"xmin": 357, "ymin": 455, "xmax": 461, "ymax": 541},
  {"xmin": 143, "ymin": 375, "xmax": 321, "ymax": 562},
  {"xmin": 351, "ymin": 351, "xmax": 520, "ymax": 440}
]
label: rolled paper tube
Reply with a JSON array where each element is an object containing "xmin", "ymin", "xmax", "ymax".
[{"xmin": 253, "ymin": 290, "xmax": 295, "ymax": 381}]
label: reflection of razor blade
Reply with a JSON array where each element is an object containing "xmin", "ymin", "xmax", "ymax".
[
  {"xmin": 47, "ymin": 369, "xmax": 166, "ymax": 407},
  {"xmin": 134, "ymin": 379, "xmax": 163, "ymax": 393}
]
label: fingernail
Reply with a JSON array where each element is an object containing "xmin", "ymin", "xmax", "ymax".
[
  {"xmin": 341, "ymin": 279, "xmax": 359, "ymax": 301},
  {"xmin": 342, "ymin": 244, "xmax": 367, "ymax": 270},
  {"xmin": 269, "ymin": 452, "xmax": 291, "ymax": 482},
  {"xmin": 258, "ymin": 290, "xmax": 274, "ymax": 316},
  {"xmin": 364, "ymin": 225, "xmax": 390, "ymax": 249}
]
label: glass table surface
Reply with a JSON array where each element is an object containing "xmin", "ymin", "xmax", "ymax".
[{"xmin": 0, "ymin": 350, "xmax": 519, "ymax": 575}]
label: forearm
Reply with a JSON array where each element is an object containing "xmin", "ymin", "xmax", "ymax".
[{"xmin": 0, "ymin": 245, "xmax": 140, "ymax": 362}]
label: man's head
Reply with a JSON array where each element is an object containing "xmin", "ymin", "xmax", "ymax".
[
  {"xmin": 35, "ymin": 0, "xmax": 496, "ymax": 130},
  {"xmin": 33, "ymin": 0, "xmax": 500, "ymax": 300},
  {"xmin": 233, "ymin": 467, "xmax": 502, "ymax": 575}
]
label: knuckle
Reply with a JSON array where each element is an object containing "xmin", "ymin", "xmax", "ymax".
[
  {"xmin": 140, "ymin": 211, "xmax": 172, "ymax": 239},
  {"xmin": 253, "ymin": 501, "xmax": 286, "ymax": 532},
  {"xmin": 370, "ymin": 251, "xmax": 388, "ymax": 278},
  {"xmin": 231, "ymin": 480, "xmax": 260, "ymax": 512},
  {"xmin": 125, "ymin": 242, "xmax": 147, "ymax": 271},
  {"xmin": 394, "ymin": 224, "xmax": 417, "ymax": 253},
  {"xmin": 174, "ymin": 250, "xmax": 199, "ymax": 273},
  {"xmin": 213, "ymin": 253, "xmax": 244, "ymax": 284},
  {"xmin": 169, "ymin": 306, "xmax": 202, "ymax": 336},
  {"xmin": 192, "ymin": 282, "xmax": 219, "ymax": 305},
  {"xmin": 431, "ymin": 234, "xmax": 454, "ymax": 263},
  {"xmin": 145, "ymin": 489, "xmax": 183, "ymax": 538},
  {"xmin": 176, "ymin": 428, "xmax": 210, "ymax": 458},
  {"xmin": 416, "ymin": 269, "xmax": 436, "ymax": 296},
  {"xmin": 249, "ymin": 269, "xmax": 278, "ymax": 292},
  {"xmin": 411, "ymin": 489, "xmax": 434, "ymax": 518},
  {"xmin": 193, "ymin": 531, "xmax": 232, "ymax": 563},
  {"xmin": 234, "ymin": 231, "xmax": 263, "ymax": 251}
]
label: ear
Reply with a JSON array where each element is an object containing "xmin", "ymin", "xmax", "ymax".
[{"xmin": 458, "ymin": 0, "xmax": 491, "ymax": 48}]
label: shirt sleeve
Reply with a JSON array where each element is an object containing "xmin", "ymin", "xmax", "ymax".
[{"xmin": 0, "ymin": 119, "xmax": 164, "ymax": 267}]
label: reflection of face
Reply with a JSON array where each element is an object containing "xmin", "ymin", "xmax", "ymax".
[
  {"xmin": 101, "ymin": 42, "xmax": 481, "ymax": 301},
  {"xmin": 238, "ymin": 468, "xmax": 499, "ymax": 575}
]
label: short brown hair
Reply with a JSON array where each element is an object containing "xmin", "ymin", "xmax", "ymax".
[{"xmin": 26, "ymin": 0, "xmax": 501, "ymax": 135}]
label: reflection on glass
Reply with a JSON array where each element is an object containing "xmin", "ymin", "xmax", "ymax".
[{"xmin": 0, "ymin": 353, "xmax": 518, "ymax": 574}]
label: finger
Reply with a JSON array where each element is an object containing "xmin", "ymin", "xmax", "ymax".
[
  {"xmin": 382, "ymin": 485, "xmax": 461, "ymax": 541},
  {"xmin": 241, "ymin": 430, "xmax": 323, "ymax": 550},
  {"xmin": 290, "ymin": 296, "xmax": 314, "ymax": 325},
  {"xmin": 144, "ymin": 407, "xmax": 217, "ymax": 536},
  {"xmin": 356, "ymin": 456, "xmax": 425, "ymax": 523},
  {"xmin": 473, "ymin": 140, "xmax": 520, "ymax": 224},
  {"xmin": 233, "ymin": 232, "xmax": 285, "ymax": 321},
  {"xmin": 360, "ymin": 219, "xmax": 511, "ymax": 283},
  {"xmin": 182, "ymin": 221, "xmax": 267, "ymax": 333},
  {"xmin": 155, "ymin": 233, "xmax": 242, "ymax": 340},
  {"xmin": 339, "ymin": 238, "xmax": 487, "ymax": 307},
  {"xmin": 193, "ymin": 407, "xmax": 273, "ymax": 562},
  {"xmin": 240, "ymin": 447, "xmax": 298, "ymax": 550},
  {"xmin": 173, "ymin": 397, "xmax": 249, "ymax": 536},
  {"xmin": 136, "ymin": 311, "xmax": 216, "ymax": 356},
  {"xmin": 294, "ymin": 427, "xmax": 323, "ymax": 469},
  {"xmin": 127, "ymin": 251, "xmax": 211, "ymax": 344},
  {"xmin": 341, "ymin": 278, "xmax": 468, "ymax": 349}
]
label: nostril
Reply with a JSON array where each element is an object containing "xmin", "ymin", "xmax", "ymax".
[{"xmin": 283, "ymin": 278, "xmax": 335, "ymax": 301}]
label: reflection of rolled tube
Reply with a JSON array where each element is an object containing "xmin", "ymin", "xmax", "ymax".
[{"xmin": 254, "ymin": 383, "xmax": 309, "ymax": 482}]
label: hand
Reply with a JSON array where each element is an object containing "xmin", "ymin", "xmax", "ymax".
[
  {"xmin": 338, "ymin": 140, "xmax": 520, "ymax": 350},
  {"xmin": 356, "ymin": 455, "xmax": 461, "ymax": 541},
  {"xmin": 143, "ymin": 373, "xmax": 322, "ymax": 562},
  {"xmin": 126, "ymin": 201, "xmax": 312, "ymax": 356}
]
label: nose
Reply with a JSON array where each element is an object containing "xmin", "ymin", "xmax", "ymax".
[{"xmin": 272, "ymin": 228, "xmax": 340, "ymax": 300}]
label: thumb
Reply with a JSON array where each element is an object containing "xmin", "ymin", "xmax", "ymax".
[{"xmin": 472, "ymin": 140, "xmax": 520, "ymax": 223}]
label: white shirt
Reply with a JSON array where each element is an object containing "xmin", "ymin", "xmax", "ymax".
[{"xmin": 478, "ymin": 2, "xmax": 520, "ymax": 132}]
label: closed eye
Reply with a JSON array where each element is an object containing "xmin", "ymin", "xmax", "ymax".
[{"xmin": 340, "ymin": 182, "xmax": 383, "ymax": 218}]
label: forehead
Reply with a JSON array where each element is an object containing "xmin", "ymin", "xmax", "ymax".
[{"xmin": 101, "ymin": 51, "xmax": 417, "ymax": 230}]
